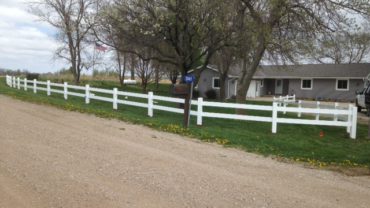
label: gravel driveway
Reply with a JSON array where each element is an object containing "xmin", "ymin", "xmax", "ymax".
[{"xmin": 0, "ymin": 95, "xmax": 370, "ymax": 208}]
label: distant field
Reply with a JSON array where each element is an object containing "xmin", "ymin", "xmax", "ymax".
[{"xmin": 1, "ymin": 77, "xmax": 370, "ymax": 173}]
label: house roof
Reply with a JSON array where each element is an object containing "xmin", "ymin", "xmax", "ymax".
[{"xmin": 227, "ymin": 63, "xmax": 370, "ymax": 79}]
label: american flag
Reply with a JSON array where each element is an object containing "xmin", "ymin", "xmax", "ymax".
[{"xmin": 95, "ymin": 42, "xmax": 108, "ymax": 52}]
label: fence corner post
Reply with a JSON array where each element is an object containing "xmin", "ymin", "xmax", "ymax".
[
  {"xmin": 24, "ymin": 78, "xmax": 27, "ymax": 91},
  {"xmin": 85, "ymin": 84, "xmax": 90, "ymax": 104},
  {"xmin": 272, "ymin": 102, "xmax": 278, "ymax": 134},
  {"xmin": 33, "ymin": 79, "xmax": 37, "ymax": 94},
  {"xmin": 350, "ymin": 106, "xmax": 357, "ymax": 139},
  {"xmin": 148, "ymin": 91, "xmax": 153, "ymax": 117},
  {"xmin": 47, "ymin": 80, "xmax": 51, "ymax": 96},
  {"xmin": 64, "ymin": 82, "xmax": 68, "ymax": 100},
  {"xmin": 113, "ymin": 88, "xmax": 118, "ymax": 110},
  {"xmin": 197, "ymin": 97, "xmax": 203, "ymax": 126}
]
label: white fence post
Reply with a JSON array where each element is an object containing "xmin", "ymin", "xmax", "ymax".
[
  {"xmin": 113, "ymin": 88, "xmax": 118, "ymax": 110},
  {"xmin": 33, "ymin": 79, "xmax": 37, "ymax": 94},
  {"xmin": 7, "ymin": 75, "xmax": 9, "ymax": 86},
  {"xmin": 47, "ymin": 80, "xmax": 51, "ymax": 96},
  {"xmin": 347, "ymin": 104, "xmax": 353, "ymax": 133},
  {"xmin": 316, "ymin": 101, "xmax": 320, "ymax": 120},
  {"xmin": 197, "ymin": 97, "xmax": 203, "ymax": 125},
  {"xmin": 24, "ymin": 78, "xmax": 27, "ymax": 91},
  {"xmin": 279, "ymin": 96, "xmax": 282, "ymax": 107},
  {"xmin": 12, "ymin": 76, "xmax": 15, "ymax": 88},
  {"xmin": 148, "ymin": 91, "xmax": 153, "ymax": 117},
  {"xmin": 17, "ymin": 77, "xmax": 20, "ymax": 89},
  {"xmin": 85, "ymin": 84, "xmax": 90, "ymax": 104},
  {"xmin": 334, "ymin": 102, "xmax": 339, "ymax": 121},
  {"xmin": 64, "ymin": 82, "xmax": 68, "ymax": 100},
  {"xmin": 283, "ymin": 102, "xmax": 287, "ymax": 114},
  {"xmin": 350, "ymin": 106, "xmax": 358, "ymax": 139},
  {"xmin": 272, "ymin": 102, "xmax": 278, "ymax": 133},
  {"xmin": 298, "ymin": 100, "xmax": 302, "ymax": 118}
]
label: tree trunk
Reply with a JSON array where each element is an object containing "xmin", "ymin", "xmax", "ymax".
[
  {"xmin": 116, "ymin": 50, "xmax": 124, "ymax": 86},
  {"xmin": 219, "ymin": 73, "xmax": 228, "ymax": 101},
  {"xmin": 155, "ymin": 68, "xmax": 160, "ymax": 90}
]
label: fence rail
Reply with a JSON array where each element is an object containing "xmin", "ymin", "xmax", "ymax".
[{"xmin": 5, "ymin": 75, "xmax": 358, "ymax": 139}]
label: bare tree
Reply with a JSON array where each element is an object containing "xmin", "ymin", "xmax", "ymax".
[
  {"xmin": 109, "ymin": 0, "xmax": 231, "ymax": 83},
  {"xmin": 135, "ymin": 57, "xmax": 155, "ymax": 92},
  {"xmin": 308, "ymin": 29, "xmax": 370, "ymax": 64},
  {"xmin": 30, "ymin": 0, "xmax": 98, "ymax": 83}
]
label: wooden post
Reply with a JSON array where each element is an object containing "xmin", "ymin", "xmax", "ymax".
[
  {"xmin": 64, "ymin": 82, "xmax": 68, "ymax": 100},
  {"xmin": 272, "ymin": 102, "xmax": 278, "ymax": 133},
  {"xmin": 47, "ymin": 80, "xmax": 51, "ymax": 96},
  {"xmin": 113, "ymin": 88, "xmax": 118, "ymax": 110},
  {"xmin": 183, "ymin": 83, "xmax": 193, "ymax": 128},
  {"xmin": 148, "ymin": 92, "xmax": 153, "ymax": 117},
  {"xmin": 24, "ymin": 78, "xmax": 27, "ymax": 91},
  {"xmin": 33, "ymin": 79, "xmax": 37, "ymax": 94},
  {"xmin": 298, "ymin": 100, "xmax": 302, "ymax": 118},
  {"xmin": 350, "ymin": 106, "xmax": 357, "ymax": 139},
  {"xmin": 85, "ymin": 84, "xmax": 90, "ymax": 104},
  {"xmin": 197, "ymin": 97, "xmax": 203, "ymax": 126},
  {"xmin": 12, "ymin": 76, "xmax": 15, "ymax": 88}
]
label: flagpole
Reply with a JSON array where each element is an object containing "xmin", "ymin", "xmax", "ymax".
[{"xmin": 92, "ymin": 42, "xmax": 96, "ymax": 73}]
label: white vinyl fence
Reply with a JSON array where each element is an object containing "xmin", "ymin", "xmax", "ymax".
[{"xmin": 5, "ymin": 75, "xmax": 358, "ymax": 139}]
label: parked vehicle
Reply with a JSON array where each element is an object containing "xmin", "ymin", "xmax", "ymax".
[
  {"xmin": 356, "ymin": 74, "xmax": 370, "ymax": 116},
  {"xmin": 365, "ymin": 85, "xmax": 370, "ymax": 116}
]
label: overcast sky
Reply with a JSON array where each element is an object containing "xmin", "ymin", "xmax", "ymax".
[{"xmin": 0, "ymin": 0, "xmax": 65, "ymax": 73}]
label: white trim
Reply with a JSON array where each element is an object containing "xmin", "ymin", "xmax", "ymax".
[
  {"xmin": 235, "ymin": 80, "xmax": 238, "ymax": 96},
  {"xmin": 212, "ymin": 77, "xmax": 220, "ymax": 89},
  {"xmin": 301, "ymin": 79, "xmax": 313, "ymax": 90},
  {"xmin": 336, "ymin": 79, "xmax": 349, "ymax": 91}
]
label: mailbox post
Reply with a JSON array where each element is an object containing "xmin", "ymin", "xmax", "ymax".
[{"xmin": 171, "ymin": 75, "xmax": 195, "ymax": 128}]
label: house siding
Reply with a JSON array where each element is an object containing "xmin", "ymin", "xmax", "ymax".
[
  {"xmin": 288, "ymin": 79, "xmax": 364, "ymax": 101},
  {"xmin": 196, "ymin": 69, "xmax": 230, "ymax": 98}
]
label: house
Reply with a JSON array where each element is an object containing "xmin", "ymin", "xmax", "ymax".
[{"xmin": 195, "ymin": 63, "xmax": 370, "ymax": 101}]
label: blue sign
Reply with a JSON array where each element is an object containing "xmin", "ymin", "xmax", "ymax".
[{"xmin": 184, "ymin": 74, "xmax": 196, "ymax": 84}]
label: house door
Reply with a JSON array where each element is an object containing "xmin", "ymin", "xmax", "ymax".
[
  {"xmin": 227, "ymin": 79, "xmax": 237, "ymax": 98},
  {"xmin": 275, "ymin": 79, "xmax": 283, "ymax": 95},
  {"xmin": 247, "ymin": 80, "xmax": 257, "ymax": 98}
]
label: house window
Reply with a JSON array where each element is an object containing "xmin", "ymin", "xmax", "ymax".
[
  {"xmin": 301, "ymin": 79, "xmax": 312, "ymax": 90},
  {"xmin": 260, "ymin": 80, "xmax": 264, "ymax": 87},
  {"xmin": 212, "ymin": 77, "xmax": 220, "ymax": 89},
  {"xmin": 336, "ymin": 79, "xmax": 349, "ymax": 91}
]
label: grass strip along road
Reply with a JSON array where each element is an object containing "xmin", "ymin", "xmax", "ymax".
[{"xmin": 1, "ymin": 77, "xmax": 370, "ymax": 171}]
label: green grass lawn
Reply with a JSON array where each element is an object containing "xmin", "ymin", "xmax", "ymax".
[{"xmin": 2, "ymin": 77, "xmax": 370, "ymax": 170}]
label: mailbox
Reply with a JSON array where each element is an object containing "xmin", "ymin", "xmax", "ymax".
[{"xmin": 171, "ymin": 84, "xmax": 190, "ymax": 96}]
